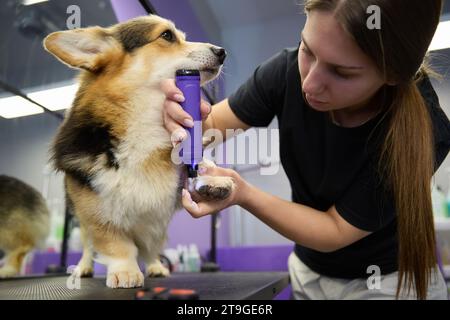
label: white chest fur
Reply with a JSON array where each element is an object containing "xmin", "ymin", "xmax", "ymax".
[{"xmin": 91, "ymin": 89, "xmax": 181, "ymax": 231}]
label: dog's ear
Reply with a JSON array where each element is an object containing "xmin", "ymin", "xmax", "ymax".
[{"xmin": 43, "ymin": 27, "xmax": 120, "ymax": 72}]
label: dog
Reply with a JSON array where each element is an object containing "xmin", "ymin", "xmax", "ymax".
[
  {"xmin": 43, "ymin": 15, "xmax": 234, "ymax": 288},
  {"xmin": 0, "ymin": 175, "xmax": 50, "ymax": 278}
]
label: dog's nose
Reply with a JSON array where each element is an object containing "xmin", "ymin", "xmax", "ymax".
[{"xmin": 211, "ymin": 47, "xmax": 227, "ymax": 64}]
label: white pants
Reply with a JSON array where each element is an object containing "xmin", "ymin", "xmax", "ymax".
[{"xmin": 288, "ymin": 252, "xmax": 448, "ymax": 300}]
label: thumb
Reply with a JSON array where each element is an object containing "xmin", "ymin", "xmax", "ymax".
[{"xmin": 182, "ymin": 188, "xmax": 218, "ymax": 218}]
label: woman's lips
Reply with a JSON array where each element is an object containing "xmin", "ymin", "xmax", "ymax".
[{"xmin": 306, "ymin": 94, "xmax": 328, "ymax": 105}]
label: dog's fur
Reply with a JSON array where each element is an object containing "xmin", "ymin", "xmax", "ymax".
[
  {"xmin": 0, "ymin": 175, "xmax": 50, "ymax": 278},
  {"xmin": 43, "ymin": 15, "xmax": 234, "ymax": 288}
]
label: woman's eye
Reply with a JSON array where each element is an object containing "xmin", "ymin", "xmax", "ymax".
[
  {"xmin": 333, "ymin": 69, "xmax": 353, "ymax": 79},
  {"xmin": 161, "ymin": 30, "xmax": 174, "ymax": 42}
]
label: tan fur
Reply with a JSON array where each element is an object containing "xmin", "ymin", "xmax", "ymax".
[
  {"xmin": 44, "ymin": 15, "xmax": 234, "ymax": 288},
  {"xmin": 0, "ymin": 208, "xmax": 48, "ymax": 277}
]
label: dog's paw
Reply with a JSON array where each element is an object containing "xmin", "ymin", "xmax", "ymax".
[
  {"xmin": 72, "ymin": 264, "xmax": 94, "ymax": 278},
  {"xmin": 106, "ymin": 270, "xmax": 144, "ymax": 288},
  {"xmin": 147, "ymin": 261, "xmax": 170, "ymax": 278},
  {"xmin": 0, "ymin": 265, "xmax": 18, "ymax": 278},
  {"xmin": 191, "ymin": 176, "xmax": 235, "ymax": 201},
  {"xmin": 106, "ymin": 261, "xmax": 144, "ymax": 288}
]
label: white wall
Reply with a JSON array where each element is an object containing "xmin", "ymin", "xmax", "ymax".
[{"xmin": 219, "ymin": 14, "xmax": 304, "ymax": 246}]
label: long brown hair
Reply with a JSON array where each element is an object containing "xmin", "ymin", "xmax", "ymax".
[{"xmin": 303, "ymin": 0, "xmax": 443, "ymax": 299}]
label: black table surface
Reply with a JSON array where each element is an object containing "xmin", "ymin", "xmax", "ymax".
[{"xmin": 0, "ymin": 272, "xmax": 290, "ymax": 300}]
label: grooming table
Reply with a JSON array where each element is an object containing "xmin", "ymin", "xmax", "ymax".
[{"xmin": 0, "ymin": 272, "xmax": 289, "ymax": 300}]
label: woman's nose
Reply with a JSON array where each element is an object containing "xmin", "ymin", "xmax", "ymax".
[{"xmin": 302, "ymin": 68, "xmax": 325, "ymax": 96}]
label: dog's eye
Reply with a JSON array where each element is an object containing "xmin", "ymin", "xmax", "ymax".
[{"xmin": 160, "ymin": 30, "xmax": 175, "ymax": 42}]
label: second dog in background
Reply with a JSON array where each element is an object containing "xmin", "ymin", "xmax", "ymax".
[{"xmin": 0, "ymin": 175, "xmax": 50, "ymax": 278}]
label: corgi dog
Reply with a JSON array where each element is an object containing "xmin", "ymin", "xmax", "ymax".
[
  {"xmin": 0, "ymin": 175, "xmax": 50, "ymax": 278},
  {"xmin": 43, "ymin": 15, "xmax": 234, "ymax": 288}
]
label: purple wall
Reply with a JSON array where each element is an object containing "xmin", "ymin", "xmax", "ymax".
[
  {"xmin": 110, "ymin": 0, "xmax": 147, "ymax": 21},
  {"xmin": 216, "ymin": 245, "xmax": 293, "ymax": 272},
  {"xmin": 147, "ymin": 0, "xmax": 210, "ymax": 42},
  {"xmin": 109, "ymin": 0, "xmax": 230, "ymax": 257}
]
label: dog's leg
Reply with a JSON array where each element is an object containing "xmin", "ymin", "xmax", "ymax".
[
  {"xmin": 0, "ymin": 245, "xmax": 32, "ymax": 278},
  {"xmin": 146, "ymin": 259, "xmax": 170, "ymax": 277},
  {"xmin": 72, "ymin": 225, "xmax": 94, "ymax": 277},
  {"xmin": 145, "ymin": 237, "xmax": 170, "ymax": 278},
  {"xmin": 92, "ymin": 227, "xmax": 144, "ymax": 289},
  {"xmin": 189, "ymin": 158, "xmax": 236, "ymax": 201}
]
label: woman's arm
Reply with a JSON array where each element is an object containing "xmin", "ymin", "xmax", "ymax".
[
  {"xmin": 182, "ymin": 166, "xmax": 371, "ymax": 253},
  {"xmin": 202, "ymin": 98, "xmax": 251, "ymax": 137},
  {"xmin": 239, "ymin": 183, "xmax": 371, "ymax": 253}
]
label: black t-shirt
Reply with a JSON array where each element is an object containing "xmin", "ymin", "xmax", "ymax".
[{"xmin": 228, "ymin": 48, "xmax": 450, "ymax": 279}]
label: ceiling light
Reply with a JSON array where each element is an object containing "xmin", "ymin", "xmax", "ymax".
[
  {"xmin": 0, "ymin": 83, "xmax": 78, "ymax": 119},
  {"xmin": 28, "ymin": 84, "xmax": 78, "ymax": 111},
  {"xmin": 22, "ymin": 0, "xmax": 48, "ymax": 6},
  {"xmin": 0, "ymin": 96, "xmax": 43, "ymax": 119},
  {"xmin": 429, "ymin": 20, "xmax": 450, "ymax": 51}
]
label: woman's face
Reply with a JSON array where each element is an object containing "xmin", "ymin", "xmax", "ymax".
[{"xmin": 298, "ymin": 10, "xmax": 386, "ymax": 113}]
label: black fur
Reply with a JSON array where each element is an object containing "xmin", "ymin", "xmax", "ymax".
[
  {"xmin": 114, "ymin": 20, "xmax": 156, "ymax": 52},
  {"xmin": 0, "ymin": 175, "xmax": 45, "ymax": 221},
  {"xmin": 52, "ymin": 110, "xmax": 119, "ymax": 189}
]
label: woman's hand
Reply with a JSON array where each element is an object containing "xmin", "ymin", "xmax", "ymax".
[
  {"xmin": 181, "ymin": 166, "xmax": 250, "ymax": 218},
  {"xmin": 161, "ymin": 79, "xmax": 212, "ymax": 147}
]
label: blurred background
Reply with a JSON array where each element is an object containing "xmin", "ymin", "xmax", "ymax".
[{"xmin": 0, "ymin": 0, "xmax": 449, "ymax": 294}]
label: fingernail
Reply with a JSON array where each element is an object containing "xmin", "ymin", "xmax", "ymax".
[
  {"xmin": 182, "ymin": 189, "xmax": 187, "ymax": 197},
  {"xmin": 198, "ymin": 167, "xmax": 207, "ymax": 175},
  {"xmin": 174, "ymin": 94, "xmax": 185, "ymax": 102},
  {"xmin": 183, "ymin": 118, "xmax": 194, "ymax": 128},
  {"xmin": 191, "ymin": 201, "xmax": 199, "ymax": 210}
]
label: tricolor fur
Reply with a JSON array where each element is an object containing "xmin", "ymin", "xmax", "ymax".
[{"xmin": 43, "ymin": 15, "xmax": 234, "ymax": 288}]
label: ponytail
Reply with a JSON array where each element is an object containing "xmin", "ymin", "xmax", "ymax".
[{"xmin": 379, "ymin": 74, "xmax": 437, "ymax": 299}]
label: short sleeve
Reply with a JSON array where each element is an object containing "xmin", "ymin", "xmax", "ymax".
[
  {"xmin": 335, "ymin": 161, "xmax": 395, "ymax": 232},
  {"xmin": 228, "ymin": 49, "xmax": 289, "ymax": 127}
]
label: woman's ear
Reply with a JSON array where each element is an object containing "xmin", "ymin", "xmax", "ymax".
[{"xmin": 43, "ymin": 26, "xmax": 120, "ymax": 72}]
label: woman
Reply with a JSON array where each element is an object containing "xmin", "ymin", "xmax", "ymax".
[{"xmin": 162, "ymin": 0, "xmax": 450, "ymax": 299}]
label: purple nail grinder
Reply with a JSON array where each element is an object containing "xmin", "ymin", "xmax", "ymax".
[{"xmin": 176, "ymin": 69, "xmax": 202, "ymax": 178}]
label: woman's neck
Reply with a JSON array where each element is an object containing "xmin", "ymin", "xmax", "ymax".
[{"xmin": 330, "ymin": 89, "xmax": 385, "ymax": 127}]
